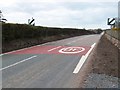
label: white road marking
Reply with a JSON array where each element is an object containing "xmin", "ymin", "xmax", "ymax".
[
  {"xmin": 48, "ymin": 46, "xmax": 61, "ymax": 52},
  {"xmin": 67, "ymin": 35, "xmax": 92, "ymax": 45},
  {"xmin": 67, "ymin": 41, "xmax": 76, "ymax": 45},
  {"xmin": 59, "ymin": 47, "xmax": 85, "ymax": 54},
  {"xmin": 0, "ymin": 35, "xmax": 93, "ymax": 56},
  {"xmin": 67, "ymin": 39, "xmax": 81, "ymax": 45},
  {"xmin": 101, "ymin": 31, "xmax": 105, "ymax": 35},
  {"xmin": 73, "ymin": 43, "xmax": 96, "ymax": 74},
  {"xmin": 0, "ymin": 55, "xmax": 37, "ymax": 71}
]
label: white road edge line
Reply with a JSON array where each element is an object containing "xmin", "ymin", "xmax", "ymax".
[
  {"xmin": 73, "ymin": 43, "xmax": 96, "ymax": 74},
  {"xmin": 100, "ymin": 31, "xmax": 105, "ymax": 35},
  {"xmin": 0, "ymin": 55, "xmax": 37, "ymax": 71},
  {"xmin": 48, "ymin": 46, "xmax": 61, "ymax": 52}
]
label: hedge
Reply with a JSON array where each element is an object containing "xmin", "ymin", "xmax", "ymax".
[{"xmin": 2, "ymin": 23, "xmax": 95, "ymax": 42}]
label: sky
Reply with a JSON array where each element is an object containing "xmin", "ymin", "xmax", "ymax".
[{"xmin": 0, "ymin": 0, "xmax": 119, "ymax": 29}]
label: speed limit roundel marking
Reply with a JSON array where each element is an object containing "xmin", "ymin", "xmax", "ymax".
[{"xmin": 59, "ymin": 47, "xmax": 85, "ymax": 54}]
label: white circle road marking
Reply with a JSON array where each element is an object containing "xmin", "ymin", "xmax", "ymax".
[{"xmin": 59, "ymin": 47, "xmax": 85, "ymax": 54}]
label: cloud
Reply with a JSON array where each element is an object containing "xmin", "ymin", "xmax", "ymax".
[
  {"xmin": 0, "ymin": 0, "xmax": 118, "ymax": 29},
  {"xmin": 12, "ymin": 0, "xmax": 119, "ymax": 3}
]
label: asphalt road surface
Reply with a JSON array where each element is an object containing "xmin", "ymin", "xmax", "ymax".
[{"xmin": 1, "ymin": 34, "xmax": 102, "ymax": 88}]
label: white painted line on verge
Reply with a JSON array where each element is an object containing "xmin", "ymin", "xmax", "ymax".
[
  {"xmin": 101, "ymin": 31, "xmax": 105, "ymax": 35},
  {"xmin": 73, "ymin": 43, "xmax": 96, "ymax": 74},
  {"xmin": 85, "ymin": 43, "xmax": 96, "ymax": 57},
  {"xmin": 73, "ymin": 55, "xmax": 86, "ymax": 74},
  {"xmin": 48, "ymin": 46, "xmax": 61, "ymax": 52},
  {"xmin": 0, "ymin": 55, "xmax": 37, "ymax": 71}
]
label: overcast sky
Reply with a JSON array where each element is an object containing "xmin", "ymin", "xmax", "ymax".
[{"xmin": 0, "ymin": 0, "xmax": 119, "ymax": 29}]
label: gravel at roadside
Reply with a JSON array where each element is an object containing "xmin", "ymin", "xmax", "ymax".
[
  {"xmin": 82, "ymin": 35, "xmax": 120, "ymax": 88},
  {"xmin": 84, "ymin": 73, "xmax": 119, "ymax": 88}
]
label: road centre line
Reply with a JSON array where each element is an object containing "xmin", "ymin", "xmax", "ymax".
[
  {"xmin": 0, "ymin": 55, "xmax": 37, "ymax": 71},
  {"xmin": 67, "ymin": 39, "xmax": 82, "ymax": 45},
  {"xmin": 66, "ymin": 35, "xmax": 92, "ymax": 45},
  {"xmin": 73, "ymin": 43, "xmax": 96, "ymax": 74},
  {"xmin": 48, "ymin": 46, "xmax": 62, "ymax": 52}
]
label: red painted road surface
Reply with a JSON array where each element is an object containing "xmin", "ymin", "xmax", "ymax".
[{"xmin": 11, "ymin": 45, "xmax": 90, "ymax": 56}]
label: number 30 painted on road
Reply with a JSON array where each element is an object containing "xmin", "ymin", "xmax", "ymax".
[{"xmin": 59, "ymin": 47, "xmax": 85, "ymax": 54}]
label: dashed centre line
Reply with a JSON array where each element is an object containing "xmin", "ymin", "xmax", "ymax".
[
  {"xmin": 0, "ymin": 55, "xmax": 37, "ymax": 71},
  {"xmin": 48, "ymin": 46, "xmax": 62, "ymax": 52},
  {"xmin": 67, "ymin": 39, "xmax": 80, "ymax": 45}
]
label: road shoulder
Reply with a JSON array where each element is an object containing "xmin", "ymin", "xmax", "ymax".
[{"xmin": 81, "ymin": 35, "xmax": 120, "ymax": 88}]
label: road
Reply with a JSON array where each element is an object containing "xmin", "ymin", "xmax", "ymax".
[{"xmin": 1, "ymin": 34, "xmax": 102, "ymax": 88}]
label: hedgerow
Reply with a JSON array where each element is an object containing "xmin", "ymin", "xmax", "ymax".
[{"xmin": 2, "ymin": 23, "xmax": 94, "ymax": 42}]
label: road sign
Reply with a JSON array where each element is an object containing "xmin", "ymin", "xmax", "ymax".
[
  {"xmin": 107, "ymin": 18, "xmax": 115, "ymax": 25},
  {"xmin": 28, "ymin": 17, "xmax": 35, "ymax": 26},
  {"xmin": 59, "ymin": 47, "xmax": 85, "ymax": 54}
]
